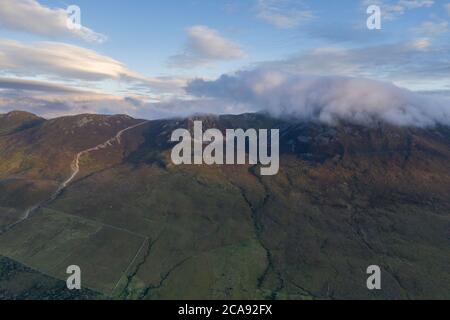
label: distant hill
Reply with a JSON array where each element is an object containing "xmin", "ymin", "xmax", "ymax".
[
  {"xmin": 0, "ymin": 111, "xmax": 449, "ymax": 299},
  {"xmin": 0, "ymin": 111, "xmax": 45, "ymax": 136}
]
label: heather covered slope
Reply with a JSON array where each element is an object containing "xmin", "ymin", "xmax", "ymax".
[
  {"xmin": 0, "ymin": 112, "xmax": 449, "ymax": 299},
  {"xmin": 0, "ymin": 112, "xmax": 141, "ymax": 229}
]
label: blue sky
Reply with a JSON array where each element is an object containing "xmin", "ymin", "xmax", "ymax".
[
  {"xmin": 29, "ymin": 0, "xmax": 449, "ymax": 77},
  {"xmin": 0, "ymin": 0, "xmax": 449, "ymax": 122}
]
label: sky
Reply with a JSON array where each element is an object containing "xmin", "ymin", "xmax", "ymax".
[{"xmin": 0, "ymin": 0, "xmax": 449, "ymax": 126}]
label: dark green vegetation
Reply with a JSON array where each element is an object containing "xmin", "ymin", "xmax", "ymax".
[
  {"xmin": 0, "ymin": 110, "xmax": 449, "ymax": 299},
  {"xmin": 0, "ymin": 255, "xmax": 101, "ymax": 300}
]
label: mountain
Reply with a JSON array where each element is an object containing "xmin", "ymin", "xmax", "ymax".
[
  {"xmin": 0, "ymin": 111, "xmax": 45, "ymax": 136},
  {"xmin": 0, "ymin": 111, "xmax": 449, "ymax": 299}
]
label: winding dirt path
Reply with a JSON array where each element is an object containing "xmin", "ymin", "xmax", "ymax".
[
  {"xmin": 5, "ymin": 121, "xmax": 149, "ymax": 230},
  {"xmin": 58, "ymin": 121, "xmax": 149, "ymax": 196}
]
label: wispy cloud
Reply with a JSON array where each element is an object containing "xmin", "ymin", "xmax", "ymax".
[
  {"xmin": 258, "ymin": 39, "xmax": 450, "ymax": 91},
  {"xmin": 446, "ymin": 3, "xmax": 450, "ymax": 15},
  {"xmin": 0, "ymin": 39, "xmax": 187, "ymax": 94},
  {"xmin": 255, "ymin": 0, "xmax": 314, "ymax": 29},
  {"xmin": 0, "ymin": 0, "xmax": 107, "ymax": 43},
  {"xmin": 168, "ymin": 25, "xmax": 246, "ymax": 68},
  {"xmin": 412, "ymin": 19, "xmax": 449, "ymax": 37},
  {"xmin": 399, "ymin": 0, "xmax": 434, "ymax": 9},
  {"xmin": 0, "ymin": 77, "xmax": 85, "ymax": 94},
  {"xmin": 0, "ymin": 77, "xmax": 140, "ymax": 118},
  {"xmin": 362, "ymin": 0, "xmax": 434, "ymax": 20}
]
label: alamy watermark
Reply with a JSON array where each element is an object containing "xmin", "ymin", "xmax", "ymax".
[
  {"xmin": 367, "ymin": 5, "xmax": 381, "ymax": 30},
  {"xmin": 170, "ymin": 121, "xmax": 279, "ymax": 176},
  {"xmin": 66, "ymin": 265, "xmax": 81, "ymax": 290},
  {"xmin": 366, "ymin": 265, "xmax": 381, "ymax": 290},
  {"xmin": 66, "ymin": 5, "xmax": 82, "ymax": 31}
]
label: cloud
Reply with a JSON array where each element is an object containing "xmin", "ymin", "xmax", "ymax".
[
  {"xmin": 0, "ymin": 39, "xmax": 188, "ymax": 94},
  {"xmin": 0, "ymin": 0, "xmax": 106, "ymax": 43},
  {"xmin": 186, "ymin": 68, "xmax": 450, "ymax": 127},
  {"xmin": 0, "ymin": 93, "xmax": 141, "ymax": 119},
  {"xmin": 2, "ymin": 69, "xmax": 449, "ymax": 127},
  {"xmin": 168, "ymin": 25, "xmax": 246, "ymax": 68},
  {"xmin": 0, "ymin": 39, "xmax": 138, "ymax": 81},
  {"xmin": 255, "ymin": 0, "xmax": 313, "ymax": 28},
  {"xmin": 0, "ymin": 75, "xmax": 239, "ymax": 120},
  {"xmin": 0, "ymin": 77, "xmax": 157, "ymax": 119},
  {"xmin": 362, "ymin": 0, "xmax": 434, "ymax": 20},
  {"xmin": 136, "ymin": 98, "xmax": 255, "ymax": 120},
  {"xmin": 304, "ymin": 23, "xmax": 387, "ymax": 44},
  {"xmin": 0, "ymin": 77, "xmax": 85, "ymax": 94},
  {"xmin": 0, "ymin": 38, "xmax": 191, "ymax": 118},
  {"xmin": 0, "ymin": 77, "xmax": 249, "ymax": 120},
  {"xmin": 259, "ymin": 39, "xmax": 450, "ymax": 91},
  {"xmin": 446, "ymin": 3, "xmax": 450, "ymax": 15},
  {"xmin": 0, "ymin": 77, "xmax": 138, "ymax": 118},
  {"xmin": 398, "ymin": 0, "xmax": 434, "ymax": 9},
  {"xmin": 412, "ymin": 19, "xmax": 449, "ymax": 37}
]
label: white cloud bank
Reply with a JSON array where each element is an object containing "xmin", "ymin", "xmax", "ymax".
[
  {"xmin": 0, "ymin": 0, "xmax": 106, "ymax": 43},
  {"xmin": 168, "ymin": 25, "xmax": 246, "ymax": 68},
  {"xmin": 187, "ymin": 69, "xmax": 450, "ymax": 127}
]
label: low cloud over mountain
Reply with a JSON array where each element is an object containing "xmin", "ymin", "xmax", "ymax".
[{"xmin": 187, "ymin": 68, "xmax": 450, "ymax": 127}]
